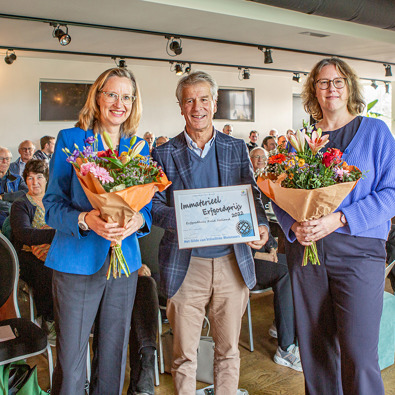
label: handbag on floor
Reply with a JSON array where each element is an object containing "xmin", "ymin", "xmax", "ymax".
[{"xmin": 162, "ymin": 316, "xmax": 215, "ymax": 384}]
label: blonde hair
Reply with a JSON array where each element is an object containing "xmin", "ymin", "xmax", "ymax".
[
  {"xmin": 76, "ymin": 68, "xmax": 142, "ymax": 137},
  {"xmin": 301, "ymin": 57, "xmax": 365, "ymax": 121}
]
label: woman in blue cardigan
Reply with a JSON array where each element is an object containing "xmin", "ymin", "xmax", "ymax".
[
  {"xmin": 274, "ymin": 58, "xmax": 395, "ymax": 395},
  {"xmin": 43, "ymin": 67, "xmax": 152, "ymax": 395}
]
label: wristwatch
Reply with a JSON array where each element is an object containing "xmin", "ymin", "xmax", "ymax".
[
  {"xmin": 339, "ymin": 212, "xmax": 347, "ymax": 226},
  {"xmin": 78, "ymin": 212, "xmax": 89, "ymax": 231}
]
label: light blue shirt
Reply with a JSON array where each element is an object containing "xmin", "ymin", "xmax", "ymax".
[{"xmin": 184, "ymin": 128, "xmax": 216, "ymax": 158}]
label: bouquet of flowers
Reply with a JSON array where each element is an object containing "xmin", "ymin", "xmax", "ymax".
[
  {"xmin": 63, "ymin": 132, "xmax": 171, "ymax": 279},
  {"xmin": 256, "ymin": 126, "xmax": 364, "ymax": 265}
]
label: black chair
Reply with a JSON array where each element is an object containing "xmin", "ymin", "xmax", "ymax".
[{"xmin": 0, "ymin": 232, "xmax": 54, "ymax": 389}]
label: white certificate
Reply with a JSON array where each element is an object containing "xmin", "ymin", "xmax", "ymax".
[{"xmin": 174, "ymin": 185, "xmax": 260, "ymax": 249}]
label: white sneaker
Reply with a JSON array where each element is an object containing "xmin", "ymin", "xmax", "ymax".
[
  {"xmin": 196, "ymin": 385, "xmax": 248, "ymax": 394},
  {"xmin": 268, "ymin": 323, "xmax": 277, "ymax": 338},
  {"xmin": 273, "ymin": 344, "xmax": 303, "ymax": 372}
]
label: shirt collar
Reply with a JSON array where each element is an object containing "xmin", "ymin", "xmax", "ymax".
[{"xmin": 183, "ymin": 127, "xmax": 216, "ymax": 158}]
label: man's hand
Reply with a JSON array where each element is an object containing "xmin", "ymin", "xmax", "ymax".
[{"xmin": 247, "ymin": 225, "xmax": 269, "ymax": 250}]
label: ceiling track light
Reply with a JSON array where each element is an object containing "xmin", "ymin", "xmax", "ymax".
[
  {"xmin": 238, "ymin": 67, "xmax": 250, "ymax": 80},
  {"xmin": 384, "ymin": 64, "xmax": 392, "ymax": 77},
  {"xmin": 385, "ymin": 82, "xmax": 390, "ymax": 94},
  {"xmin": 51, "ymin": 23, "xmax": 71, "ymax": 46},
  {"xmin": 112, "ymin": 56, "xmax": 127, "ymax": 68},
  {"xmin": 259, "ymin": 47, "xmax": 273, "ymax": 64},
  {"xmin": 293, "ymin": 73, "xmax": 301, "ymax": 83},
  {"xmin": 166, "ymin": 36, "xmax": 182, "ymax": 57},
  {"xmin": 184, "ymin": 63, "xmax": 192, "ymax": 74},
  {"xmin": 170, "ymin": 62, "xmax": 184, "ymax": 75},
  {"xmin": 4, "ymin": 49, "xmax": 16, "ymax": 65},
  {"xmin": 371, "ymin": 80, "xmax": 378, "ymax": 89}
]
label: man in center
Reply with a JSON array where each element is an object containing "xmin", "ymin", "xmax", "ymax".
[{"xmin": 152, "ymin": 71, "xmax": 269, "ymax": 394}]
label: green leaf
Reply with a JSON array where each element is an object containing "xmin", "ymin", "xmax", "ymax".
[
  {"xmin": 105, "ymin": 157, "xmax": 124, "ymax": 168},
  {"xmin": 367, "ymin": 99, "xmax": 378, "ymax": 112}
]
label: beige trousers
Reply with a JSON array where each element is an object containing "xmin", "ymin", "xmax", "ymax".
[{"xmin": 167, "ymin": 253, "xmax": 250, "ymax": 395}]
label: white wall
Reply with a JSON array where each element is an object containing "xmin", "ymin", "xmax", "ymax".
[{"xmin": 0, "ymin": 56, "xmax": 293, "ymax": 158}]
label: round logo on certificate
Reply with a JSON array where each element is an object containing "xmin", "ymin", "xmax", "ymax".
[{"xmin": 236, "ymin": 220, "xmax": 252, "ymax": 236}]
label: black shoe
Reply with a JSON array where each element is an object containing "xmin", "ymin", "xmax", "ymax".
[{"xmin": 135, "ymin": 353, "xmax": 155, "ymax": 395}]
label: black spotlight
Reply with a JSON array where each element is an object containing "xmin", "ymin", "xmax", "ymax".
[
  {"xmin": 175, "ymin": 63, "xmax": 183, "ymax": 75},
  {"xmin": 118, "ymin": 59, "xmax": 127, "ymax": 68},
  {"xmin": 167, "ymin": 37, "xmax": 182, "ymax": 56},
  {"xmin": 4, "ymin": 50, "xmax": 16, "ymax": 65},
  {"xmin": 243, "ymin": 68, "xmax": 250, "ymax": 80},
  {"xmin": 52, "ymin": 24, "xmax": 71, "ymax": 46},
  {"xmin": 385, "ymin": 82, "xmax": 390, "ymax": 94},
  {"xmin": 264, "ymin": 48, "xmax": 273, "ymax": 64},
  {"xmin": 293, "ymin": 73, "xmax": 301, "ymax": 83},
  {"xmin": 384, "ymin": 64, "xmax": 392, "ymax": 77},
  {"xmin": 371, "ymin": 80, "xmax": 378, "ymax": 89},
  {"xmin": 184, "ymin": 63, "xmax": 192, "ymax": 74}
]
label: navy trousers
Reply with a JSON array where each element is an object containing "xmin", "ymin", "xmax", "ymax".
[
  {"xmin": 52, "ymin": 254, "xmax": 138, "ymax": 395},
  {"xmin": 286, "ymin": 232, "xmax": 386, "ymax": 395}
]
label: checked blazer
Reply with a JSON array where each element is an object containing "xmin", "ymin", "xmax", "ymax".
[{"xmin": 151, "ymin": 130, "xmax": 269, "ymax": 299}]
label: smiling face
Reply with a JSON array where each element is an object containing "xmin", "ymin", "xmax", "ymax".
[
  {"xmin": 97, "ymin": 76, "xmax": 134, "ymax": 132},
  {"xmin": 26, "ymin": 171, "xmax": 47, "ymax": 197},
  {"xmin": 19, "ymin": 141, "xmax": 35, "ymax": 162},
  {"xmin": 315, "ymin": 64, "xmax": 349, "ymax": 117},
  {"xmin": 250, "ymin": 148, "xmax": 266, "ymax": 171},
  {"xmin": 249, "ymin": 132, "xmax": 258, "ymax": 143},
  {"xmin": 180, "ymin": 82, "xmax": 217, "ymax": 138},
  {"xmin": 264, "ymin": 138, "xmax": 277, "ymax": 152},
  {"xmin": 278, "ymin": 136, "xmax": 287, "ymax": 148}
]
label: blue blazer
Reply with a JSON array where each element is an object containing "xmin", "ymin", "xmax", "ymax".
[
  {"xmin": 43, "ymin": 127, "xmax": 152, "ymax": 275},
  {"xmin": 151, "ymin": 131, "xmax": 269, "ymax": 298}
]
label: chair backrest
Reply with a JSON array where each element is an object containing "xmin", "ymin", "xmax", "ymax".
[
  {"xmin": 0, "ymin": 232, "xmax": 20, "ymax": 319},
  {"xmin": 138, "ymin": 225, "xmax": 165, "ymax": 275}
]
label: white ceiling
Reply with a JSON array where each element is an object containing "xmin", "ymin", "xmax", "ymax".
[{"xmin": 1, "ymin": 0, "xmax": 395, "ymax": 82}]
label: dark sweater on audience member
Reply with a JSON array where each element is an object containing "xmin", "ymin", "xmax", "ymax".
[{"xmin": 10, "ymin": 195, "xmax": 56, "ymax": 254}]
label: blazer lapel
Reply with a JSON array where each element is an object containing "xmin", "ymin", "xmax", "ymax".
[
  {"xmin": 216, "ymin": 132, "xmax": 232, "ymax": 186},
  {"xmin": 171, "ymin": 133, "xmax": 194, "ymax": 190}
]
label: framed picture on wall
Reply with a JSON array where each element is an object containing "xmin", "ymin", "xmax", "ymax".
[
  {"xmin": 39, "ymin": 80, "xmax": 93, "ymax": 121},
  {"xmin": 214, "ymin": 87, "xmax": 254, "ymax": 122}
]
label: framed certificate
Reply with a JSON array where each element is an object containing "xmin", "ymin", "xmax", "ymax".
[{"xmin": 174, "ymin": 185, "xmax": 260, "ymax": 249}]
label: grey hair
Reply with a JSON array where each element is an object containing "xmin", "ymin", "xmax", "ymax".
[
  {"xmin": 249, "ymin": 147, "xmax": 266, "ymax": 158},
  {"xmin": 176, "ymin": 71, "xmax": 218, "ymax": 103}
]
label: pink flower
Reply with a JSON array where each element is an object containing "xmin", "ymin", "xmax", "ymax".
[
  {"xmin": 80, "ymin": 162, "xmax": 96, "ymax": 176},
  {"xmin": 304, "ymin": 128, "xmax": 329, "ymax": 155},
  {"xmin": 289, "ymin": 129, "xmax": 306, "ymax": 153},
  {"xmin": 90, "ymin": 165, "xmax": 114, "ymax": 184}
]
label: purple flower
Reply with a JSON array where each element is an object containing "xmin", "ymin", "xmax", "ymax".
[
  {"xmin": 82, "ymin": 145, "xmax": 94, "ymax": 157},
  {"xmin": 85, "ymin": 136, "xmax": 96, "ymax": 145},
  {"xmin": 66, "ymin": 149, "xmax": 79, "ymax": 163}
]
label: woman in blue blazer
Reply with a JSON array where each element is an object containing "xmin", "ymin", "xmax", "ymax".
[{"xmin": 43, "ymin": 67, "xmax": 152, "ymax": 395}]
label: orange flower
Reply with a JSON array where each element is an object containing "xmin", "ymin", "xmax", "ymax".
[{"xmin": 268, "ymin": 154, "xmax": 287, "ymax": 164}]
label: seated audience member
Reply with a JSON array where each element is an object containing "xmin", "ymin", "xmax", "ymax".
[
  {"xmin": 155, "ymin": 136, "xmax": 169, "ymax": 147},
  {"xmin": 246, "ymin": 130, "xmax": 259, "ymax": 152},
  {"xmin": 222, "ymin": 124, "xmax": 233, "ymax": 136},
  {"xmin": 286, "ymin": 129, "xmax": 295, "ymax": 141},
  {"xmin": 269, "ymin": 129, "xmax": 278, "ymax": 141},
  {"xmin": 249, "ymin": 147, "xmax": 301, "ymax": 371},
  {"xmin": 9, "ymin": 140, "xmax": 36, "ymax": 176},
  {"xmin": 10, "ymin": 159, "xmax": 56, "ymax": 344},
  {"xmin": 253, "ymin": 234, "xmax": 302, "ymax": 372},
  {"xmin": 277, "ymin": 135, "xmax": 287, "ymax": 150},
  {"xmin": 34, "ymin": 135, "xmax": 55, "ymax": 163},
  {"xmin": 0, "ymin": 146, "xmax": 28, "ymax": 227},
  {"xmin": 143, "ymin": 131, "xmax": 155, "ymax": 153},
  {"xmin": 128, "ymin": 264, "xmax": 159, "ymax": 395},
  {"xmin": 262, "ymin": 136, "xmax": 277, "ymax": 154}
]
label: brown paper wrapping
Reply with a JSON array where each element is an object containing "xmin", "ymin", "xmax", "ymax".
[
  {"xmin": 256, "ymin": 174, "xmax": 359, "ymax": 222},
  {"xmin": 74, "ymin": 159, "xmax": 171, "ymax": 226}
]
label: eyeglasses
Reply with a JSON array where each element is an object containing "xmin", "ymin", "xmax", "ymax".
[
  {"xmin": 315, "ymin": 78, "xmax": 346, "ymax": 90},
  {"xmin": 100, "ymin": 91, "xmax": 136, "ymax": 105},
  {"xmin": 251, "ymin": 155, "xmax": 266, "ymax": 160},
  {"xmin": 21, "ymin": 148, "xmax": 34, "ymax": 152},
  {"xmin": 0, "ymin": 157, "xmax": 12, "ymax": 163}
]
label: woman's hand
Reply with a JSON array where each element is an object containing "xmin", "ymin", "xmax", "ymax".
[
  {"xmin": 138, "ymin": 264, "xmax": 151, "ymax": 277},
  {"xmin": 291, "ymin": 212, "xmax": 343, "ymax": 246},
  {"xmin": 121, "ymin": 212, "xmax": 144, "ymax": 241},
  {"xmin": 85, "ymin": 210, "xmax": 126, "ymax": 242}
]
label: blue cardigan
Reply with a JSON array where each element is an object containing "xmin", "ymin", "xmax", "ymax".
[
  {"xmin": 43, "ymin": 127, "xmax": 152, "ymax": 275},
  {"xmin": 274, "ymin": 117, "xmax": 395, "ymax": 242}
]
